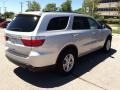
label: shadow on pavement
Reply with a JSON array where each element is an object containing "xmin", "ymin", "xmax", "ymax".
[{"xmin": 14, "ymin": 49, "xmax": 116, "ymax": 88}]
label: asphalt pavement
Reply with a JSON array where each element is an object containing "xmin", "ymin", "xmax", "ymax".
[{"xmin": 0, "ymin": 28, "xmax": 120, "ymax": 90}]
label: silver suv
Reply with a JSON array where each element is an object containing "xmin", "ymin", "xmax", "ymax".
[{"xmin": 5, "ymin": 12, "xmax": 112, "ymax": 74}]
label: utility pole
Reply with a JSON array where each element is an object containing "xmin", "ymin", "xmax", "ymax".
[
  {"xmin": 4, "ymin": 7, "xmax": 7, "ymax": 19},
  {"xmin": 3, "ymin": 0, "xmax": 8, "ymax": 13},
  {"xmin": 0, "ymin": 7, "xmax": 1, "ymax": 14},
  {"xmin": 20, "ymin": 2, "xmax": 23, "ymax": 13},
  {"xmin": 26, "ymin": 1, "xmax": 31, "ymax": 9},
  {"xmin": 4, "ymin": 7, "xmax": 7, "ymax": 12},
  {"xmin": 91, "ymin": 0, "xmax": 95, "ymax": 17}
]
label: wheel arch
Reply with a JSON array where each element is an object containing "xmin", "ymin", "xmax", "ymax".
[
  {"xmin": 106, "ymin": 34, "xmax": 112, "ymax": 41},
  {"xmin": 56, "ymin": 44, "xmax": 78, "ymax": 64}
]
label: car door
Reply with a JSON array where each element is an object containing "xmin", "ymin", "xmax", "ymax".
[
  {"xmin": 88, "ymin": 18, "xmax": 102, "ymax": 49},
  {"xmin": 72, "ymin": 16, "xmax": 96, "ymax": 56}
]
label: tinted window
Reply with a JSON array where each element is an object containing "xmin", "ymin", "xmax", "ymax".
[
  {"xmin": 88, "ymin": 18, "xmax": 99, "ymax": 29},
  {"xmin": 47, "ymin": 17, "xmax": 69, "ymax": 30},
  {"xmin": 7, "ymin": 14, "xmax": 40, "ymax": 32},
  {"xmin": 72, "ymin": 16, "xmax": 90, "ymax": 30}
]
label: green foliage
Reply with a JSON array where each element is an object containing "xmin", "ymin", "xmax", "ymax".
[
  {"xmin": 3, "ymin": 12, "xmax": 14, "ymax": 19},
  {"xmin": 83, "ymin": 0, "xmax": 100, "ymax": 16},
  {"xmin": 43, "ymin": 3, "xmax": 57, "ymax": 12},
  {"xmin": 60, "ymin": 0, "xmax": 72, "ymax": 12},
  {"xmin": 117, "ymin": 2, "xmax": 120, "ymax": 24},
  {"xmin": 93, "ymin": 13, "xmax": 104, "ymax": 20},
  {"xmin": 112, "ymin": 30, "xmax": 120, "ymax": 34},
  {"xmin": 118, "ymin": 6, "xmax": 120, "ymax": 14},
  {"xmin": 26, "ymin": 1, "xmax": 41, "ymax": 12},
  {"xmin": 105, "ymin": 18, "xmax": 120, "ymax": 24},
  {"xmin": 74, "ymin": 8, "xmax": 85, "ymax": 14}
]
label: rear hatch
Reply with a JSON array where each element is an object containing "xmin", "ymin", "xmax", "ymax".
[{"xmin": 5, "ymin": 14, "xmax": 41, "ymax": 56}]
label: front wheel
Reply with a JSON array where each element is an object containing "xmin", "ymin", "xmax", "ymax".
[{"xmin": 102, "ymin": 38, "xmax": 111, "ymax": 52}]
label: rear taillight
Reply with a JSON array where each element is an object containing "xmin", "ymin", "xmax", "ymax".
[
  {"xmin": 5, "ymin": 36, "xmax": 9, "ymax": 41},
  {"xmin": 21, "ymin": 36, "xmax": 45, "ymax": 47}
]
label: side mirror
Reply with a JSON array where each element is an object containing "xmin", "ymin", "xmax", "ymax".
[
  {"xmin": 98, "ymin": 22, "xmax": 105, "ymax": 29},
  {"xmin": 102, "ymin": 24, "xmax": 106, "ymax": 29}
]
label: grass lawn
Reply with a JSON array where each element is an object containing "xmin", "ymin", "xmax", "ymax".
[
  {"xmin": 109, "ymin": 24, "xmax": 120, "ymax": 27},
  {"xmin": 112, "ymin": 29, "xmax": 120, "ymax": 34}
]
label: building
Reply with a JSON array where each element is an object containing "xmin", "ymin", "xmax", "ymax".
[{"xmin": 97, "ymin": 0, "xmax": 120, "ymax": 18}]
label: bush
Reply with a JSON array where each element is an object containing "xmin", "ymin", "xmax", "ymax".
[
  {"xmin": 97, "ymin": 18, "xmax": 120, "ymax": 24},
  {"xmin": 97, "ymin": 18, "xmax": 107, "ymax": 24},
  {"xmin": 105, "ymin": 18, "xmax": 120, "ymax": 24}
]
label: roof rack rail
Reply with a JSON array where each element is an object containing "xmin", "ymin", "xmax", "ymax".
[{"xmin": 43, "ymin": 11, "xmax": 82, "ymax": 14}]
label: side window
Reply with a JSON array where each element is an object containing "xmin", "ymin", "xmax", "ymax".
[
  {"xmin": 88, "ymin": 18, "xmax": 99, "ymax": 29},
  {"xmin": 47, "ymin": 17, "xmax": 69, "ymax": 31},
  {"xmin": 72, "ymin": 16, "xmax": 90, "ymax": 30}
]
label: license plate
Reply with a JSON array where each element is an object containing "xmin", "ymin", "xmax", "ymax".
[{"xmin": 10, "ymin": 38, "xmax": 18, "ymax": 44}]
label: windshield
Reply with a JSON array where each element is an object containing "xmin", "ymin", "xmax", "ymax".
[{"xmin": 7, "ymin": 14, "xmax": 40, "ymax": 32}]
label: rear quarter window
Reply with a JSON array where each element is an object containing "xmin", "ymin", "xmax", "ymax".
[{"xmin": 47, "ymin": 16, "xmax": 69, "ymax": 31}]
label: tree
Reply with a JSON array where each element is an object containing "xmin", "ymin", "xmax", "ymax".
[
  {"xmin": 60, "ymin": 0, "xmax": 72, "ymax": 12},
  {"xmin": 74, "ymin": 8, "xmax": 84, "ymax": 14},
  {"xmin": 117, "ymin": 1, "xmax": 120, "ymax": 23},
  {"xmin": 43, "ymin": 3, "xmax": 57, "ymax": 12},
  {"xmin": 3, "ymin": 12, "xmax": 14, "ymax": 19},
  {"xmin": 83, "ymin": 0, "xmax": 100, "ymax": 16},
  {"xmin": 26, "ymin": 1, "xmax": 41, "ymax": 12}
]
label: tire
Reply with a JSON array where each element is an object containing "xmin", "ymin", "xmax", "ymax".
[
  {"xmin": 102, "ymin": 38, "xmax": 111, "ymax": 52},
  {"xmin": 56, "ymin": 49, "xmax": 77, "ymax": 75}
]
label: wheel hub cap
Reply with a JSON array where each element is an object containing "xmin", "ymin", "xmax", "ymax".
[
  {"xmin": 63, "ymin": 54, "xmax": 74, "ymax": 72},
  {"xmin": 106, "ymin": 40, "xmax": 111, "ymax": 51}
]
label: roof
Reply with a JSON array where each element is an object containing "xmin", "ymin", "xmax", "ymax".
[
  {"xmin": 18, "ymin": 11, "xmax": 90, "ymax": 17},
  {"xmin": 18, "ymin": 11, "xmax": 42, "ymax": 16}
]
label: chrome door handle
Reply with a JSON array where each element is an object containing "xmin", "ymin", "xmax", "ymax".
[
  {"xmin": 73, "ymin": 34, "xmax": 79, "ymax": 37},
  {"xmin": 92, "ymin": 32, "xmax": 96, "ymax": 35}
]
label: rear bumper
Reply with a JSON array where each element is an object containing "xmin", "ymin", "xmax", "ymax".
[
  {"xmin": 6, "ymin": 55, "xmax": 55, "ymax": 71},
  {"xmin": 6, "ymin": 48, "xmax": 57, "ymax": 68}
]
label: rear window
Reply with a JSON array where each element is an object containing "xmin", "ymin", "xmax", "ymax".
[
  {"xmin": 7, "ymin": 14, "xmax": 40, "ymax": 32},
  {"xmin": 47, "ymin": 16, "xmax": 69, "ymax": 31}
]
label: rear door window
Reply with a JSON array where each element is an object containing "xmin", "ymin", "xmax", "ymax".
[
  {"xmin": 47, "ymin": 16, "xmax": 69, "ymax": 31},
  {"xmin": 72, "ymin": 16, "xmax": 90, "ymax": 30},
  {"xmin": 7, "ymin": 14, "xmax": 40, "ymax": 32}
]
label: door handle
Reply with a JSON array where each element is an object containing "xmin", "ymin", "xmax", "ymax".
[
  {"xmin": 92, "ymin": 32, "xmax": 96, "ymax": 35},
  {"xmin": 73, "ymin": 34, "xmax": 79, "ymax": 37}
]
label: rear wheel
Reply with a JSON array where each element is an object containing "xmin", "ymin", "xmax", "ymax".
[{"xmin": 56, "ymin": 49, "xmax": 77, "ymax": 75}]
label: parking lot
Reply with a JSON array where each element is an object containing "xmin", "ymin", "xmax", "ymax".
[{"xmin": 0, "ymin": 28, "xmax": 120, "ymax": 90}]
